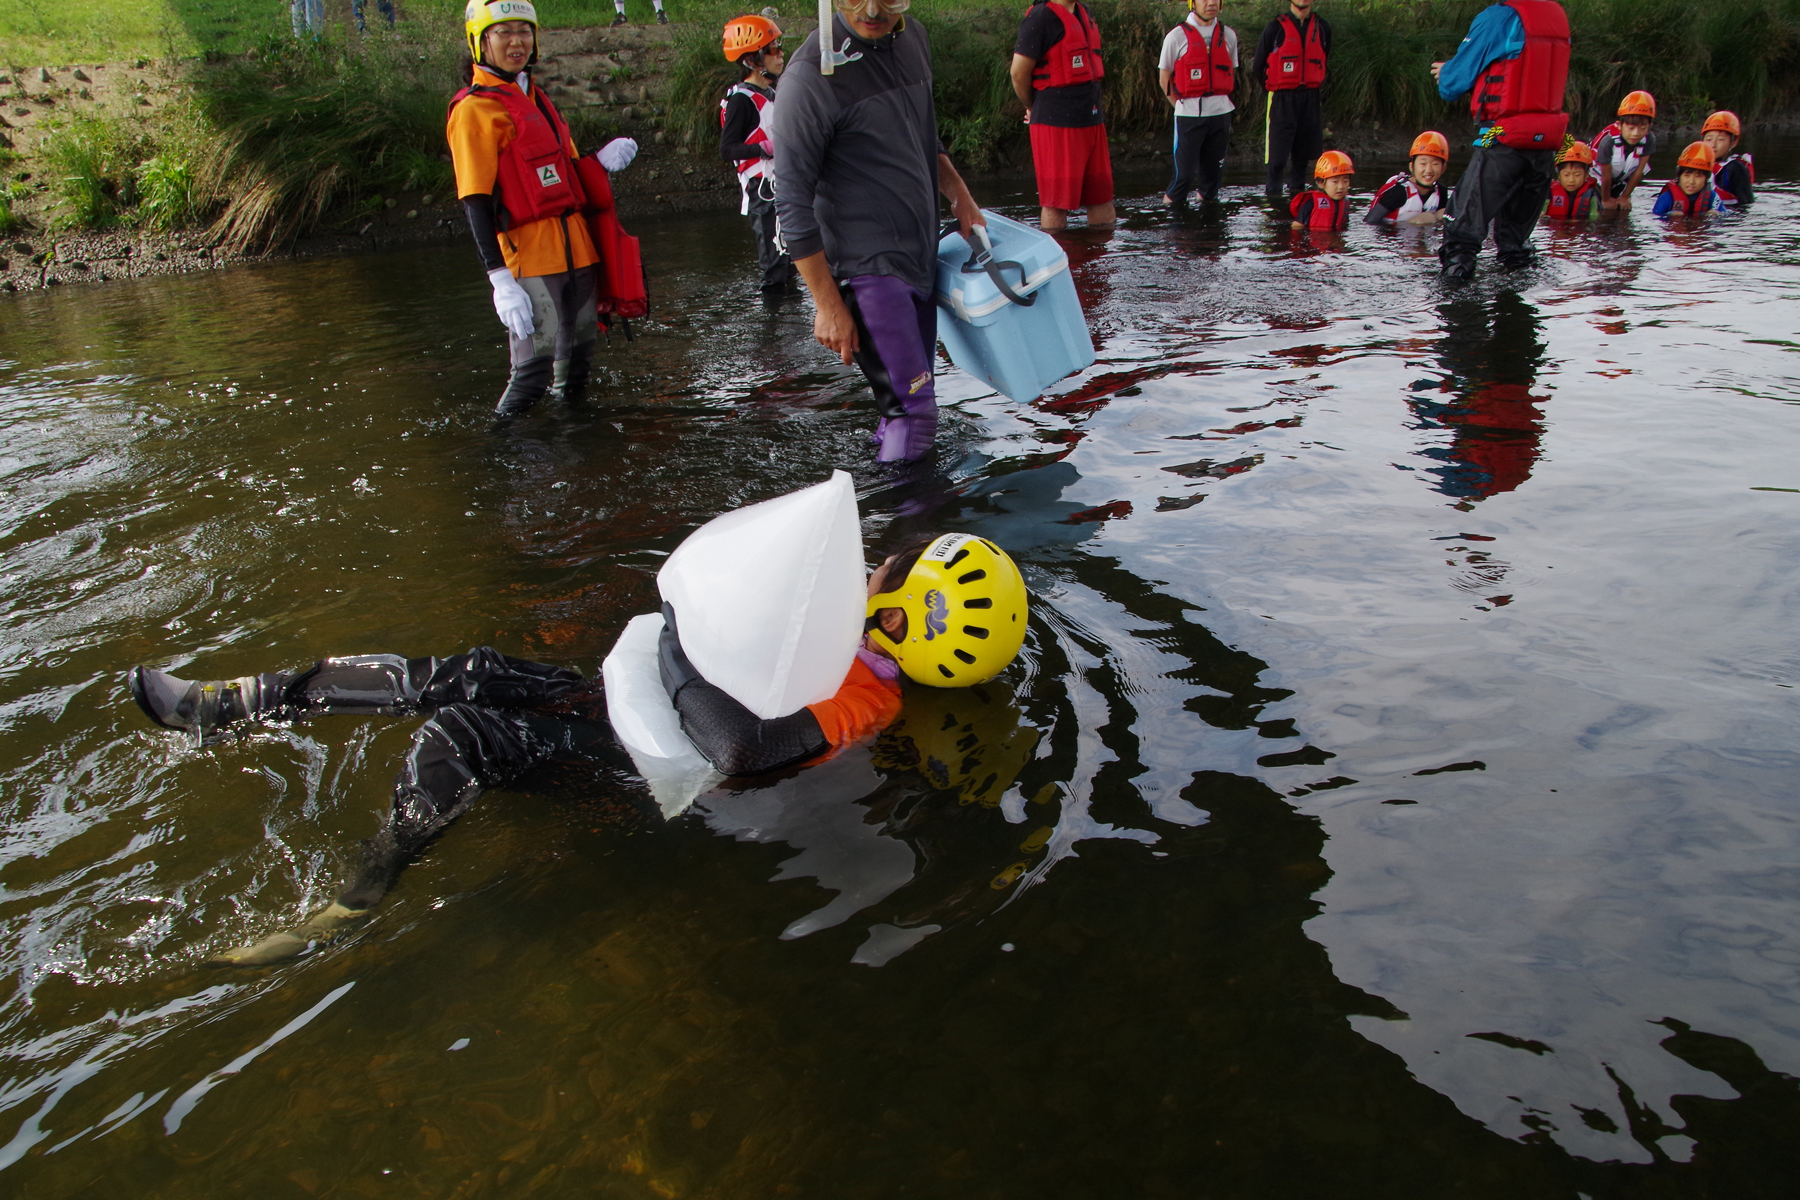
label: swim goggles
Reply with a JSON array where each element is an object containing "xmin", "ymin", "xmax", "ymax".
[{"xmin": 834, "ymin": 0, "xmax": 910, "ymax": 17}]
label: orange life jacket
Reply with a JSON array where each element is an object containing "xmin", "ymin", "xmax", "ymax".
[
  {"xmin": 1469, "ymin": 0, "xmax": 1569, "ymax": 150},
  {"xmin": 1030, "ymin": 1, "xmax": 1104, "ymax": 90},
  {"xmin": 1265, "ymin": 13, "xmax": 1325, "ymax": 91},
  {"xmin": 1170, "ymin": 19, "xmax": 1234, "ymax": 99}
]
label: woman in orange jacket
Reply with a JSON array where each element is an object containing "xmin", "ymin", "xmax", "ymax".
[{"xmin": 448, "ymin": 1, "xmax": 638, "ymax": 419}]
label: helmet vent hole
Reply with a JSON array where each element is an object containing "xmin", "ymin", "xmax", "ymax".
[
  {"xmin": 957, "ymin": 569, "xmax": 986, "ymax": 584},
  {"xmin": 947, "ymin": 547, "xmax": 970, "ymax": 568},
  {"xmin": 963, "ymin": 625, "xmax": 989, "ymax": 639},
  {"xmin": 937, "ymin": 664, "xmax": 956, "ymax": 679},
  {"xmin": 964, "ymin": 597, "xmax": 992, "ymax": 609},
  {"xmin": 954, "ymin": 649, "xmax": 977, "ymax": 664}
]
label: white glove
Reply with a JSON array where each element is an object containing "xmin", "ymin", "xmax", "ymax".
[
  {"xmin": 597, "ymin": 137, "xmax": 639, "ymax": 172},
  {"xmin": 487, "ymin": 267, "xmax": 534, "ymax": 341}
]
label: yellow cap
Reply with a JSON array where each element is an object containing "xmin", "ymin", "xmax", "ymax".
[{"xmin": 867, "ymin": 534, "xmax": 1028, "ymax": 688}]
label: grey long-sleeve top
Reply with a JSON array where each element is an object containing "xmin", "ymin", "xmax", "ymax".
[{"xmin": 767, "ymin": 13, "xmax": 944, "ymax": 293}]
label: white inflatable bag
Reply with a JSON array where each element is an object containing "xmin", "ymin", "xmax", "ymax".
[
  {"xmin": 657, "ymin": 470, "xmax": 864, "ymax": 720},
  {"xmin": 602, "ymin": 613, "xmax": 722, "ymax": 818}
]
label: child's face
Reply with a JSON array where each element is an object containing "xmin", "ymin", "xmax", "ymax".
[
  {"xmin": 1410, "ymin": 155, "xmax": 1445, "ymax": 187},
  {"xmin": 1677, "ymin": 168, "xmax": 1709, "ymax": 196},
  {"xmin": 1619, "ymin": 117, "xmax": 1651, "ymax": 145},
  {"xmin": 1319, "ymin": 175, "xmax": 1351, "ymax": 200},
  {"xmin": 1558, "ymin": 163, "xmax": 1589, "ymax": 191},
  {"xmin": 1701, "ymin": 129, "xmax": 1735, "ymax": 159}
]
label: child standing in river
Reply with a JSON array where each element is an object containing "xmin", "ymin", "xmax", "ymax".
[
  {"xmin": 718, "ymin": 15, "xmax": 797, "ymax": 296},
  {"xmin": 1290, "ymin": 150, "xmax": 1353, "ymax": 230},
  {"xmin": 1590, "ymin": 91, "xmax": 1656, "ymax": 214},
  {"xmin": 1701, "ymin": 111, "xmax": 1754, "ymax": 206}
]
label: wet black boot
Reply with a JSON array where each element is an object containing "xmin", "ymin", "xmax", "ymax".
[
  {"xmin": 553, "ymin": 345, "xmax": 594, "ymax": 407},
  {"xmin": 129, "ymin": 667, "xmax": 286, "ymax": 743},
  {"xmin": 493, "ymin": 354, "xmax": 554, "ymax": 421},
  {"xmin": 1439, "ymin": 244, "xmax": 1479, "ymax": 283},
  {"xmin": 1497, "ymin": 247, "xmax": 1536, "ymax": 271}
]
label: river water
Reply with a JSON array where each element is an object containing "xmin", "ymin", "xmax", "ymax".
[{"xmin": 1, "ymin": 148, "xmax": 1797, "ymax": 1197}]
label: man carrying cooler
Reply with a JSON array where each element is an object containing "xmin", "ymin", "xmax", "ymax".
[
  {"xmin": 1252, "ymin": 0, "xmax": 1330, "ymax": 204},
  {"xmin": 1159, "ymin": 0, "xmax": 1239, "ymax": 210},
  {"xmin": 1431, "ymin": 0, "xmax": 1571, "ymax": 280},
  {"xmin": 1010, "ymin": 0, "xmax": 1116, "ymax": 231},
  {"xmin": 769, "ymin": 0, "xmax": 986, "ymax": 464}
]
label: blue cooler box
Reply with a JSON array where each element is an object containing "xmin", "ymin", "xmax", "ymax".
[{"xmin": 934, "ymin": 210, "xmax": 1095, "ymax": 403}]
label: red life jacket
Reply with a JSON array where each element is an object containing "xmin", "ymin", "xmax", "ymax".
[
  {"xmin": 447, "ymin": 79, "xmax": 585, "ymax": 231},
  {"xmin": 1469, "ymin": 0, "xmax": 1568, "ymax": 149},
  {"xmin": 1170, "ymin": 19, "xmax": 1234, "ymax": 99},
  {"xmin": 1264, "ymin": 13, "xmax": 1325, "ymax": 91},
  {"xmin": 1030, "ymin": 1, "xmax": 1104, "ymax": 90},
  {"xmin": 574, "ymin": 156, "xmax": 648, "ymax": 322},
  {"xmin": 718, "ymin": 83, "xmax": 774, "ymax": 214},
  {"xmin": 1657, "ymin": 178, "xmax": 1718, "ymax": 217},
  {"xmin": 1544, "ymin": 178, "xmax": 1597, "ymax": 219},
  {"xmin": 1290, "ymin": 189, "xmax": 1347, "ymax": 231}
]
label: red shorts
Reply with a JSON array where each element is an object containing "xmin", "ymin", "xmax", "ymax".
[{"xmin": 1029, "ymin": 122, "xmax": 1114, "ymax": 211}]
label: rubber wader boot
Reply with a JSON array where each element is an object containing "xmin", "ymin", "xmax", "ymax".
[
  {"xmin": 493, "ymin": 354, "xmax": 554, "ymax": 420},
  {"xmin": 129, "ymin": 667, "xmax": 285, "ymax": 744},
  {"xmin": 1439, "ymin": 245, "xmax": 1479, "ymax": 283},
  {"xmin": 1497, "ymin": 248, "xmax": 1536, "ymax": 271},
  {"xmin": 553, "ymin": 346, "xmax": 594, "ymax": 406}
]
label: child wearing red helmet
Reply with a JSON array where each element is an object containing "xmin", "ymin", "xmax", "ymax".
[
  {"xmin": 719, "ymin": 15, "xmax": 797, "ymax": 295},
  {"xmin": 1363, "ymin": 131, "xmax": 1448, "ymax": 226},
  {"xmin": 1651, "ymin": 142, "xmax": 1726, "ymax": 217},
  {"xmin": 1701, "ymin": 111, "xmax": 1754, "ymax": 206},
  {"xmin": 1591, "ymin": 90, "xmax": 1656, "ymax": 213},
  {"xmin": 1290, "ymin": 149, "xmax": 1353, "ymax": 230}
]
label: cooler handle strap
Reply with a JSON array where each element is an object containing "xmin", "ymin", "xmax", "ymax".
[{"xmin": 960, "ymin": 224, "xmax": 1037, "ymax": 308}]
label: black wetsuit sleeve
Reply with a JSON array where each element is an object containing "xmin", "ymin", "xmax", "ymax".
[
  {"xmin": 1363, "ymin": 181, "xmax": 1406, "ymax": 224},
  {"xmin": 718, "ymin": 91, "xmax": 768, "ymax": 164},
  {"xmin": 462, "ymin": 194, "xmax": 507, "ymax": 273},
  {"xmin": 657, "ymin": 607, "xmax": 829, "ymax": 775},
  {"xmin": 1252, "ymin": 20, "xmax": 1279, "ymax": 89},
  {"xmin": 1724, "ymin": 159, "xmax": 1754, "ymax": 203}
]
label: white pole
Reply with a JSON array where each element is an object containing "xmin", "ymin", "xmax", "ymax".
[{"xmin": 819, "ymin": 0, "xmax": 834, "ymax": 74}]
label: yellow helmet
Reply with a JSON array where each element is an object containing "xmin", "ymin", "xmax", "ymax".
[
  {"xmin": 867, "ymin": 534, "xmax": 1028, "ymax": 688},
  {"xmin": 465, "ymin": 0, "xmax": 539, "ymax": 65}
]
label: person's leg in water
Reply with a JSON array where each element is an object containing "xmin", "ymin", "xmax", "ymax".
[
  {"xmin": 842, "ymin": 274, "xmax": 939, "ymax": 464},
  {"xmin": 1265, "ymin": 90, "xmax": 1296, "ymax": 201},
  {"xmin": 548, "ymin": 267, "xmax": 599, "ymax": 407},
  {"xmin": 747, "ymin": 182, "xmax": 793, "ymax": 294},
  {"xmin": 1492, "ymin": 147, "xmax": 1554, "ymax": 269},
  {"xmin": 1439, "ymin": 145, "xmax": 1549, "ymax": 279}
]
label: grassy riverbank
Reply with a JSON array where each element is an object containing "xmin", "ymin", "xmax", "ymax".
[{"xmin": 2, "ymin": 0, "xmax": 1797, "ymax": 262}]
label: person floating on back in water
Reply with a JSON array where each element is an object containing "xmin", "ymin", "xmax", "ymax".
[
  {"xmin": 1431, "ymin": 0, "xmax": 1571, "ymax": 279},
  {"xmin": 1158, "ymin": 0, "xmax": 1239, "ymax": 211},
  {"xmin": 1541, "ymin": 140, "xmax": 1601, "ymax": 221},
  {"xmin": 1290, "ymin": 150, "xmax": 1353, "ymax": 231},
  {"xmin": 1701, "ymin": 110, "xmax": 1754, "ymax": 207},
  {"xmin": 1252, "ymin": 0, "xmax": 1331, "ymax": 204},
  {"xmin": 448, "ymin": 0, "xmax": 640, "ymax": 421},
  {"xmin": 1010, "ymin": 0, "xmax": 1117, "ymax": 231},
  {"xmin": 1363, "ymin": 131, "xmax": 1449, "ymax": 226},
  {"xmin": 1652, "ymin": 142, "xmax": 1727, "ymax": 217},
  {"xmin": 128, "ymin": 535, "xmax": 1027, "ymax": 966},
  {"xmin": 1590, "ymin": 91, "xmax": 1656, "ymax": 216},
  {"xmin": 769, "ymin": 0, "xmax": 987, "ymax": 464},
  {"xmin": 719, "ymin": 14, "xmax": 797, "ymax": 297}
]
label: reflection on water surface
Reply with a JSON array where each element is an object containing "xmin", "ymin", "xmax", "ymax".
[{"xmin": 1, "ymin": 159, "xmax": 1799, "ymax": 1197}]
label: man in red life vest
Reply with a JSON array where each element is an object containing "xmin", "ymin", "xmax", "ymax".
[
  {"xmin": 1431, "ymin": 0, "xmax": 1571, "ymax": 280},
  {"xmin": 1010, "ymin": 0, "xmax": 1116, "ymax": 231},
  {"xmin": 1158, "ymin": 0, "xmax": 1239, "ymax": 210},
  {"xmin": 1252, "ymin": 0, "xmax": 1331, "ymax": 204}
]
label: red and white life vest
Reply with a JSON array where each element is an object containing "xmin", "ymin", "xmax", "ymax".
[
  {"xmin": 1264, "ymin": 12, "xmax": 1325, "ymax": 91},
  {"xmin": 1169, "ymin": 18, "xmax": 1233, "ymax": 99},
  {"xmin": 1544, "ymin": 178, "xmax": 1597, "ymax": 219},
  {"xmin": 1374, "ymin": 172, "xmax": 1442, "ymax": 222},
  {"xmin": 1290, "ymin": 190, "xmax": 1347, "ymax": 231},
  {"xmin": 1031, "ymin": 1, "xmax": 1104, "ymax": 90},
  {"xmin": 718, "ymin": 82, "xmax": 774, "ymax": 214},
  {"xmin": 1469, "ymin": 0, "xmax": 1568, "ymax": 149},
  {"xmin": 1589, "ymin": 123, "xmax": 1651, "ymax": 194},
  {"xmin": 447, "ymin": 78, "xmax": 585, "ymax": 231}
]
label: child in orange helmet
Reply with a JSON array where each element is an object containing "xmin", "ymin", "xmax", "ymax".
[
  {"xmin": 1291, "ymin": 150, "xmax": 1353, "ymax": 230},
  {"xmin": 1363, "ymin": 131, "xmax": 1448, "ymax": 226},
  {"xmin": 1651, "ymin": 143, "xmax": 1726, "ymax": 217},
  {"xmin": 1591, "ymin": 91, "xmax": 1656, "ymax": 214},
  {"xmin": 1700, "ymin": 111, "xmax": 1754, "ymax": 206},
  {"xmin": 1542, "ymin": 141, "xmax": 1600, "ymax": 221},
  {"xmin": 719, "ymin": 15, "xmax": 797, "ymax": 295}
]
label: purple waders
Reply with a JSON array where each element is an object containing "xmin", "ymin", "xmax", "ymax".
[{"xmin": 843, "ymin": 274, "xmax": 939, "ymax": 462}]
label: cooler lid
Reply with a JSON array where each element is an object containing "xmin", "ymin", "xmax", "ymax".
[{"xmin": 935, "ymin": 210, "xmax": 1071, "ymax": 326}]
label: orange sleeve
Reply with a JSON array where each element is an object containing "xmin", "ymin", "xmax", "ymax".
[
  {"xmin": 806, "ymin": 658, "xmax": 904, "ymax": 750},
  {"xmin": 447, "ymin": 94, "xmax": 513, "ymax": 200}
]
